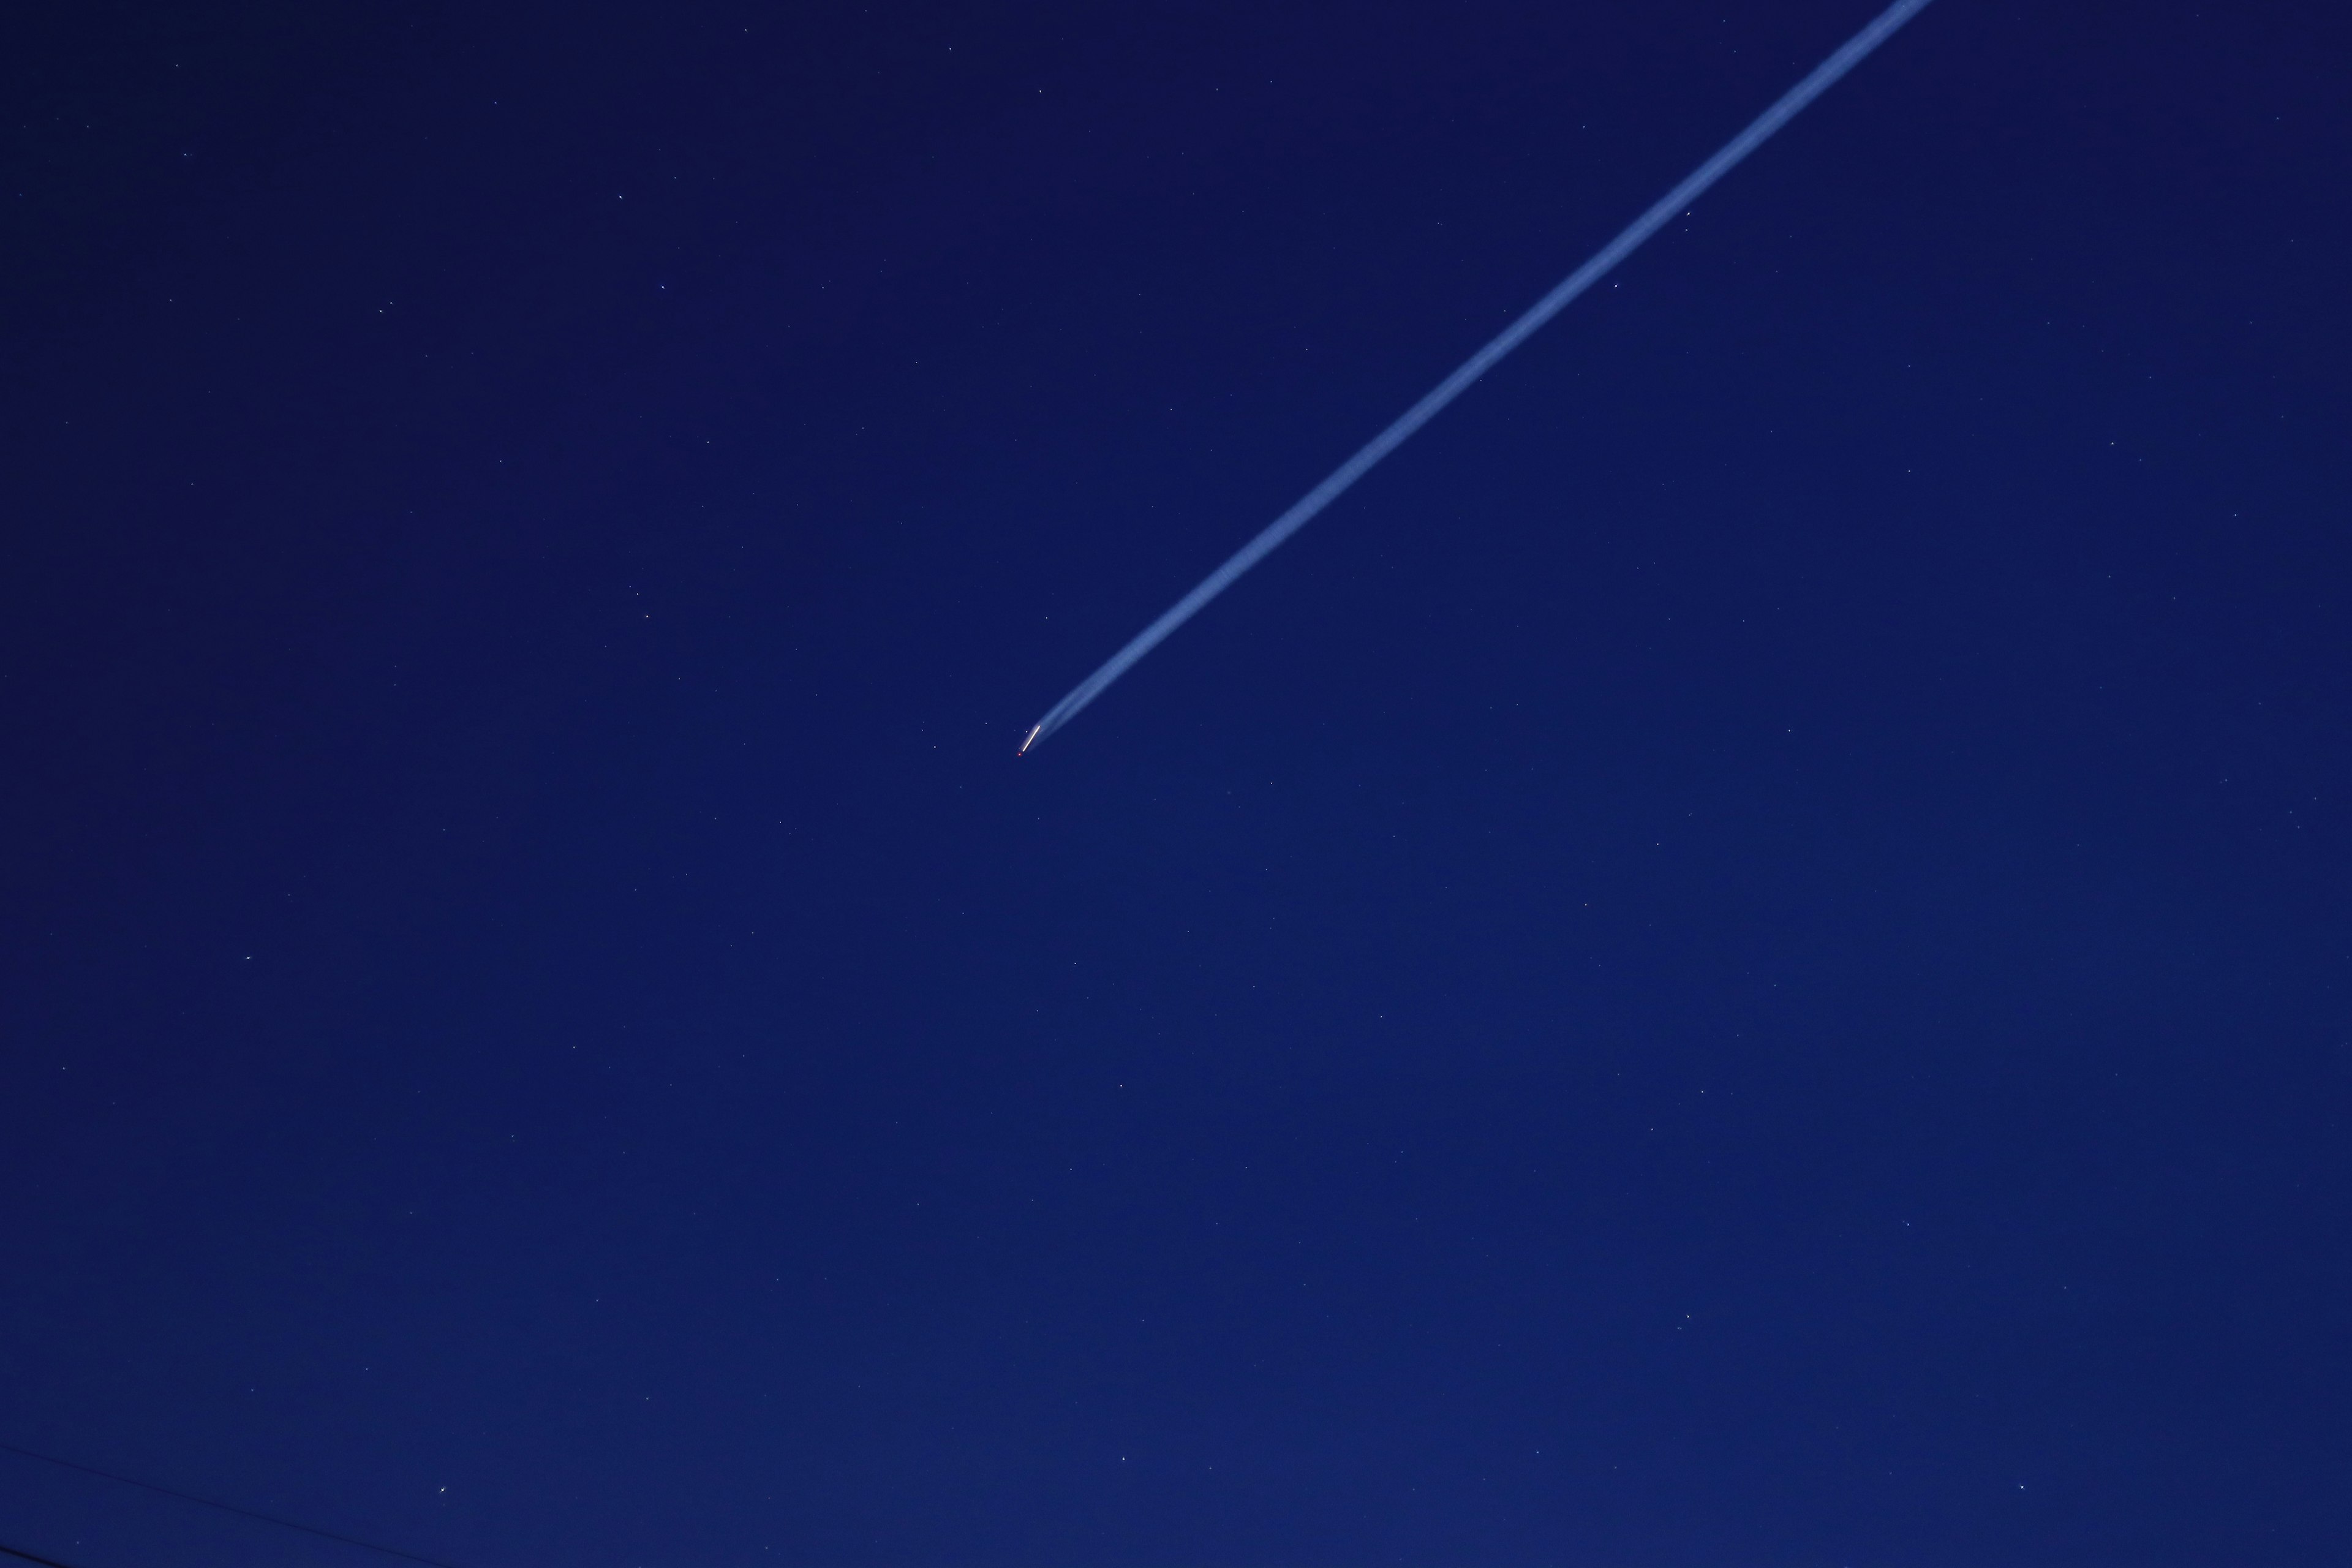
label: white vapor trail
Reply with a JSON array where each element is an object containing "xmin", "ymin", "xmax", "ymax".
[{"xmin": 1021, "ymin": 0, "xmax": 1936, "ymax": 753}]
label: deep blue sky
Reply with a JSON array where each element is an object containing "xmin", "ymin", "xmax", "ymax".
[{"xmin": 3, "ymin": 2, "xmax": 2347, "ymax": 1564}]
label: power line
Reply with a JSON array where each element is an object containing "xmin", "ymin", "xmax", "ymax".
[
  {"xmin": 0, "ymin": 1542, "xmax": 85, "ymax": 1568},
  {"xmin": 0, "ymin": 1440, "xmax": 472, "ymax": 1568}
]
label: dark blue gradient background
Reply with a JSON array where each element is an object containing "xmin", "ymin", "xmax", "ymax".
[{"xmin": 3, "ymin": 2, "xmax": 2346, "ymax": 1564}]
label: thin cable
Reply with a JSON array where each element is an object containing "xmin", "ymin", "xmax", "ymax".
[
  {"xmin": 1022, "ymin": 0, "xmax": 1937, "ymax": 748},
  {"xmin": 0, "ymin": 1441, "xmax": 471, "ymax": 1568},
  {"xmin": 0, "ymin": 1542, "xmax": 83, "ymax": 1568}
]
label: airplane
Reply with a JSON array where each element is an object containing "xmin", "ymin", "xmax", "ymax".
[{"xmin": 1017, "ymin": 723, "xmax": 1043, "ymax": 756}]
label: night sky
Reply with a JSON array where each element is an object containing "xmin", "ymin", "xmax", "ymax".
[{"xmin": 4, "ymin": 2, "xmax": 2348, "ymax": 1565}]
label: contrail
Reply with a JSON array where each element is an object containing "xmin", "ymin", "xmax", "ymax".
[{"xmin": 1020, "ymin": 0, "xmax": 1936, "ymax": 753}]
